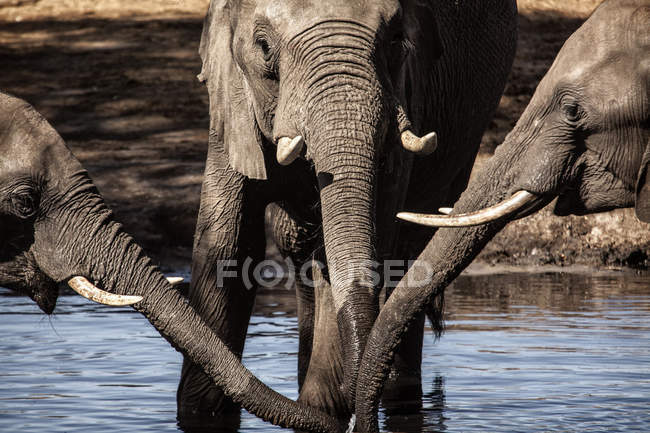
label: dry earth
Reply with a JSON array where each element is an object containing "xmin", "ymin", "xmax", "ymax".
[{"xmin": 1, "ymin": 0, "xmax": 648, "ymax": 271}]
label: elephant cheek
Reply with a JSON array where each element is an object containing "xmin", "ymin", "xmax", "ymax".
[{"xmin": 555, "ymin": 164, "xmax": 636, "ymax": 216}]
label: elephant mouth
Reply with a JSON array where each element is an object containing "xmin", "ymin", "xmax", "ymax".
[
  {"xmin": 0, "ymin": 251, "xmax": 59, "ymax": 314},
  {"xmin": 396, "ymin": 190, "xmax": 552, "ymax": 227},
  {"xmin": 554, "ymin": 189, "xmax": 586, "ymax": 216},
  {"xmin": 1, "ymin": 244, "xmax": 143, "ymax": 313},
  {"xmin": 0, "ymin": 253, "xmax": 143, "ymax": 314}
]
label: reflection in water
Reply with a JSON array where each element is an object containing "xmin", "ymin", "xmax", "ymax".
[
  {"xmin": 383, "ymin": 375, "xmax": 448, "ymax": 433},
  {"xmin": 0, "ymin": 270, "xmax": 649, "ymax": 432},
  {"xmin": 424, "ymin": 376, "xmax": 447, "ymax": 433}
]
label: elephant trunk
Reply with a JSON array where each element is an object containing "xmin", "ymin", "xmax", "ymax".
[
  {"xmin": 299, "ymin": 32, "xmax": 386, "ymax": 411},
  {"xmin": 313, "ymin": 126, "xmax": 379, "ymax": 411},
  {"xmin": 33, "ymin": 174, "xmax": 343, "ymax": 433},
  {"xmin": 355, "ymin": 131, "xmax": 548, "ymax": 432}
]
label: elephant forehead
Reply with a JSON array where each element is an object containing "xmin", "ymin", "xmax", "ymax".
[
  {"xmin": 549, "ymin": 5, "xmax": 647, "ymax": 93},
  {"xmin": 554, "ymin": 47, "xmax": 645, "ymax": 108},
  {"xmin": 0, "ymin": 106, "xmax": 39, "ymax": 172},
  {"xmin": 0, "ymin": 105, "xmax": 75, "ymax": 180},
  {"xmin": 258, "ymin": 0, "xmax": 399, "ymax": 36},
  {"xmin": 576, "ymin": 0, "xmax": 648, "ymax": 52}
]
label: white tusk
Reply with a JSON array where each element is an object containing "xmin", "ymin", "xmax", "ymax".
[
  {"xmin": 68, "ymin": 276, "xmax": 143, "ymax": 306},
  {"xmin": 397, "ymin": 190, "xmax": 538, "ymax": 227},
  {"xmin": 277, "ymin": 136, "xmax": 305, "ymax": 166},
  {"xmin": 401, "ymin": 130, "xmax": 437, "ymax": 155},
  {"xmin": 166, "ymin": 277, "xmax": 184, "ymax": 286},
  {"xmin": 438, "ymin": 207, "xmax": 453, "ymax": 215}
]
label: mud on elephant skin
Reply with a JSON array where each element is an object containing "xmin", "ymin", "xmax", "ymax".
[
  {"xmin": 180, "ymin": 0, "xmax": 518, "ymax": 423},
  {"xmin": 357, "ymin": 1, "xmax": 650, "ymax": 431},
  {"xmin": 0, "ymin": 91, "xmax": 344, "ymax": 433}
]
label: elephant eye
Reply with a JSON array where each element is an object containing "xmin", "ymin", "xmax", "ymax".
[
  {"xmin": 258, "ymin": 38, "xmax": 272, "ymax": 62},
  {"xmin": 390, "ymin": 31, "xmax": 413, "ymax": 63},
  {"xmin": 9, "ymin": 185, "xmax": 39, "ymax": 220},
  {"xmin": 11, "ymin": 193, "xmax": 37, "ymax": 219},
  {"xmin": 562, "ymin": 99, "xmax": 583, "ymax": 123},
  {"xmin": 255, "ymin": 35, "xmax": 275, "ymax": 63},
  {"xmin": 255, "ymin": 36, "xmax": 278, "ymax": 81}
]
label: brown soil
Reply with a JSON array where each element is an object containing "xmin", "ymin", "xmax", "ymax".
[{"xmin": 1, "ymin": 0, "xmax": 648, "ymax": 271}]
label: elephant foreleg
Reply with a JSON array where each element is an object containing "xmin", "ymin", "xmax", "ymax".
[
  {"xmin": 177, "ymin": 145, "xmax": 268, "ymax": 423},
  {"xmin": 380, "ymin": 306, "xmax": 425, "ymax": 415}
]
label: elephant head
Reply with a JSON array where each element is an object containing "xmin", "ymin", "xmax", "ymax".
[
  {"xmin": 196, "ymin": 0, "xmax": 441, "ymax": 411},
  {"xmin": 355, "ymin": 0, "xmax": 650, "ymax": 431},
  {"xmin": 0, "ymin": 91, "xmax": 343, "ymax": 433}
]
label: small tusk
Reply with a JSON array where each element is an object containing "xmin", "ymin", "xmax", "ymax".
[
  {"xmin": 68, "ymin": 276, "xmax": 143, "ymax": 306},
  {"xmin": 346, "ymin": 414, "xmax": 357, "ymax": 433},
  {"xmin": 398, "ymin": 190, "xmax": 538, "ymax": 227},
  {"xmin": 277, "ymin": 136, "xmax": 305, "ymax": 166},
  {"xmin": 166, "ymin": 277, "xmax": 184, "ymax": 286},
  {"xmin": 401, "ymin": 130, "xmax": 437, "ymax": 155},
  {"xmin": 438, "ymin": 207, "xmax": 453, "ymax": 215}
]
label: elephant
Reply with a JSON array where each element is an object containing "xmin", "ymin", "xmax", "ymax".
[
  {"xmin": 356, "ymin": 0, "xmax": 650, "ymax": 431},
  {"xmin": 0, "ymin": 91, "xmax": 346, "ymax": 433},
  {"xmin": 179, "ymin": 0, "xmax": 518, "ymax": 423}
]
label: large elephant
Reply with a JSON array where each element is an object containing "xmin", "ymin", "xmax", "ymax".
[
  {"xmin": 180, "ymin": 0, "xmax": 518, "ymax": 422},
  {"xmin": 0, "ymin": 91, "xmax": 344, "ymax": 433},
  {"xmin": 357, "ymin": 0, "xmax": 650, "ymax": 431}
]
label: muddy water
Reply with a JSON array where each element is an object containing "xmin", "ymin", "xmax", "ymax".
[{"xmin": 1, "ymin": 270, "xmax": 649, "ymax": 432}]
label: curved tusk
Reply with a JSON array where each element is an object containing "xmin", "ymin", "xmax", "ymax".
[
  {"xmin": 401, "ymin": 130, "xmax": 437, "ymax": 155},
  {"xmin": 277, "ymin": 136, "xmax": 305, "ymax": 166},
  {"xmin": 398, "ymin": 190, "xmax": 538, "ymax": 227},
  {"xmin": 438, "ymin": 207, "xmax": 453, "ymax": 215},
  {"xmin": 68, "ymin": 276, "xmax": 143, "ymax": 306},
  {"xmin": 166, "ymin": 277, "xmax": 184, "ymax": 286}
]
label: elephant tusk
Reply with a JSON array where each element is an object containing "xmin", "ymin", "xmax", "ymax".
[
  {"xmin": 68, "ymin": 276, "xmax": 143, "ymax": 306},
  {"xmin": 276, "ymin": 136, "xmax": 305, "ymax": 166},
  {"xmin": 166, "ymin": 277, "xmax": 184, "ymax": 286},
  {"xmin": 401, "ymin": 130, "xmax": 437, "ymax": 155},
  {"xmin": 397, "ymin": 190, "xmax": 538, "ymax": 227},
  {"xmin": 438, "ymin": 207, "xmax": 453, "ymax": 215}
]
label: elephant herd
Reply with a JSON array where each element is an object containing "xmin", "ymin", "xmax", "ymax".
[{"xmin": 0, "ymin": 0, "xmax": 648, "ymax": 432}]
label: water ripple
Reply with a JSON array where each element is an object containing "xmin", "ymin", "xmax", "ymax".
[{"xmin": 1, "ymin": 271, "xmax": 649, "ymax": 432}]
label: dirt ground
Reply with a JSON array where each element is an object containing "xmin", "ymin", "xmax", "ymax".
[{"xmin": 1, "ymin": 0, "xmax": 648, "ymax": 271}]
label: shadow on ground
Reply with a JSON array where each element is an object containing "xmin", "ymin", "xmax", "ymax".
[{"xmin": 0, "ymin": 16, "xmax": 208, "ymax": 267}]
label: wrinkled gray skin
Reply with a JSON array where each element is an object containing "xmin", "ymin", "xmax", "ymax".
[
  {"xmin": 181, "ymin": 0, "xmax": 517, "ymax": 425},
  {"xmin": 0, "ymin": 92, "xmax": 344, "ymax": 433},
  {"xmin": 357, "ymin": 1, "xmax": 650, "ymax": 431}
]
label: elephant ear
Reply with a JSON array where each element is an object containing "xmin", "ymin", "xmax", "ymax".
[
  {"xmin": 198, "ymin": 0, "xmax": 267, "ymax": 180},
  {"xmin": 400, "ymin": 0, "xmax": 443, "ymax": 126},
  {"xmin": 635, "ymin": 145, "xmax": 650, "ymax": 222}
]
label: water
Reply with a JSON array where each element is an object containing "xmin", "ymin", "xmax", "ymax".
[{"xmin": 1, "ymin": 270, "xmax": 649, "ymax": 432}]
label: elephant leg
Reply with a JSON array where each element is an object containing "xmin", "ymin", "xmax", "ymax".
[
  {"xmin": 177, "ymin": 145, "xmax": 267, "ymax": 422},
  {"xmin": 266, "ymin": 202, "xmax": 319, "ymax": 389},
  {"xmin": 298, "ymin": 260, "xmax": 349, "ymax": 419},
  {"xmin": 380, "ymin": 285, "xmax": 425, "ymax": 415}
]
